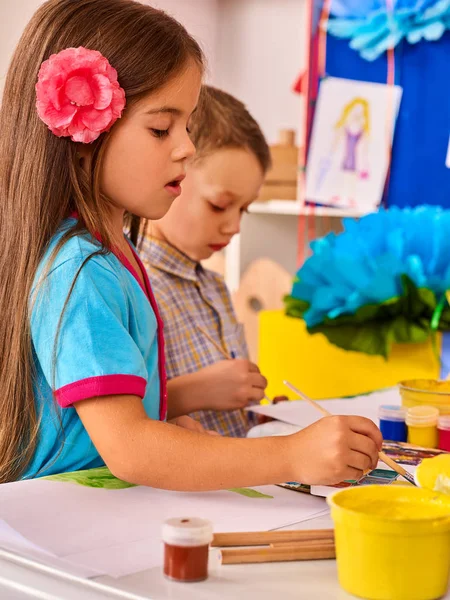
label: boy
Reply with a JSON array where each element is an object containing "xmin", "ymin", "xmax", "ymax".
[{"xmin": 139, "ymin": 86, "xmax": 271, "ymax": 436}]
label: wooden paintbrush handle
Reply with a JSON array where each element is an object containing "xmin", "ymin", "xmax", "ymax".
[
  {"xmin": 212, "ymin": 529, "xmax": 334, "ymax": 547},
  {"xmin": 270, "ymin": 539, "xmax": 335, "ymax": 549},
  {"xmin": 220, "ymin": 544, "xmax": 336, "ymax": 565}
]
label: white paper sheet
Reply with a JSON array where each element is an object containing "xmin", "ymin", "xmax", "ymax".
[
  {"xmin": 0, "ymin": 519, "xmax": 101, "ymax": 578},
  {"xmin": 0, "ymin": 480, "xmax": 327, "ymax": 578},
  {"xmin": 247, "ymin": 388, "xmax": 401, "ymax": 428}
]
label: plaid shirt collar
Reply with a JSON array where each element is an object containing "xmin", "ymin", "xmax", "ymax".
[{"xmin": 143, "ymin": 237, "xmax": 203, "ymax": 283}]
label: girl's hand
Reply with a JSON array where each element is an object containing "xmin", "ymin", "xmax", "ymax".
[
  {"xmin": 169, "ymin": 415, "xmax": 220, "ymax": 436},
  {"xmin": 288, "ymin": 415, "xmax": 382, "ymax": 485}
]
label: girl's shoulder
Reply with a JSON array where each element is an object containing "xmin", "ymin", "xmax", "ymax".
[
  {"xmin": 42, "ymin": 219, "xmax": 119, "ymax": 276},
  {"xmin": 33, "ymin": 219, "xmax": 122, "ymax": 295}
]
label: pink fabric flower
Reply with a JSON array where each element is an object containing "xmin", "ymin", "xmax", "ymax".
[{"xmin": 36, "ymin": 47, "xmax": 126, "ymax": 143}]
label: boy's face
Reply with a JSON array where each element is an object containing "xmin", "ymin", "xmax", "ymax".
[{"xmin": 155, "ymin": 147, "xmax": 264, "ymax": 261}]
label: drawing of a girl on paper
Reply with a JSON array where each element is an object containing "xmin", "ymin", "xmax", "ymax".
[{"xmin": 316, "ymin": 97, "xmax": 370, "ymax": 207}]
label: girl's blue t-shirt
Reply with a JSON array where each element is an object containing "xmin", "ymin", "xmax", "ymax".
[{"xmin": 23, "ymin": 220, "xmax": 167, "ymax": 479}]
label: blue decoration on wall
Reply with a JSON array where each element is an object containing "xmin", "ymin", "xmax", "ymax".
[
  {"xmin": 324, "ymin": 32, "xmax": 450, "ymax": 209},
  {"xmin": 327, "ymin": 0, "xmax": 450, "ymax": 61}
]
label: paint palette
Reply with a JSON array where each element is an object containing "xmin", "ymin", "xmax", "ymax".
[{"xmin": 278, "ymin": 469, "xmax": 399, "ymax": 499}]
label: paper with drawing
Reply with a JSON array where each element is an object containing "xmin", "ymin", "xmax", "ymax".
[{"xmin": 306, "ymin": 77, "xmax": 402, "ymax": 213}]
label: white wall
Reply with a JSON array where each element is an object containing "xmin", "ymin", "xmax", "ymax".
[
  {"xmin": 0, "ymin": 1, "xmax": 219, "ymax": 93},
  {"xmin": 216, "ymin": 0, "xmax": 306, "ymax": 144},
  {"xmin": 149, "ymin": 0, "xmax": 219, "ymax": 80},
  {"xmin": 0, "ymin": 0, "xmax": 45, "ymax": 93},
  {"xmin": 1, "ymin": 0, "xmax": 306, "ymax": 144}
]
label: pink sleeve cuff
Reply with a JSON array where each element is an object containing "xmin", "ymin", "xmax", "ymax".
[{"xmin": 55, "ymin": 374, "xmax": 147, "ymax": 408}]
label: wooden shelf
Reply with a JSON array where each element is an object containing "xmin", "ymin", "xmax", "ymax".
[{"xmin": 249, "ymin": 200, "xmax": 367, "ymax": 218}]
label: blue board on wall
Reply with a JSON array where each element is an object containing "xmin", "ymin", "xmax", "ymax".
[{"xmin": 319, "ymin": 32, "xmax": 450, "ymax": 209}]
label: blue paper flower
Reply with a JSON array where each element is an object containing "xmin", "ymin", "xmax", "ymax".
[
  {"xmin": 285, "ymin": 206, "xmax": 450, "ymax": 357},
  {"xmin": 326, "ymin": 0, "xmax": 450, "ymax": 60}
]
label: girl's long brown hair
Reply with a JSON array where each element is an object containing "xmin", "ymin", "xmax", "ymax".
[{"xmin": 0, "ymin": 0, "xmax": 203, "ymax": 482}]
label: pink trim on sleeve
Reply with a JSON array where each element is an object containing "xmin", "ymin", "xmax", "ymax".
[
  {"xmin": 63, "ymin": 213, "xmax": 167, "ymax": 422},
  {"xmin": 127, "ymin": 245, "xmax": 168, "ymax": 422},
  {"xmin": 55, "ymin": 374, "xmax": 147, "ymax": 408}
]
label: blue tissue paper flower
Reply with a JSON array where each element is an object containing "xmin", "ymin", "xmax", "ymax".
[
  {"xmin": 285, "ymin": 206, "xmax": 450, "ymax": 357},
  {"xmin": 326, "ymin": 0, "xmax": 450, "ymax": 60}
]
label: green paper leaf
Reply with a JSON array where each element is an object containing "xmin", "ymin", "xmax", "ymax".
[
  {"xmin": 44, "ymin": 466, "xmax": 136, "ymax": 489},
  {"xmin": 284, "ymin": 295, "xmax": 309, "ymax": 319},
  {"xmin": 311, "ymin": 321, "xmax": 391, "ymax": 357},
  {"xmin": 228, "ymin": 488, "xmax": 273, "ymax": 499},
  {"xmin": 286, "ymin": 274, "xmax": 450, "ymax": 357}
]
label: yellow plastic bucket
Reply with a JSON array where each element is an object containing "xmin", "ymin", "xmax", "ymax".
[
  {"xmin": 328, "ymin": 486, "xmax": 450, "ymax": 600},
  {"xmin": 399, "ymin": 379, "xmax": 450, "ymax": 415}
]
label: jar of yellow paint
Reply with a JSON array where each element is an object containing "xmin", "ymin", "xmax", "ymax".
[
  {"xmin": 406, "ymin": 405, "xmax": 439, "ymax": 448},
  {"xmin": 399, "ymin": 379, "xmax": 450, "ymax": 415},
  {"xmin": 328, "ymin": 486, "xmax": 450, "ymax": 600}
]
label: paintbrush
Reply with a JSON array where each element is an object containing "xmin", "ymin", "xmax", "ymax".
[
  {"xmin": 218, "ymin": 535, "xmax": 335, "ymax": 565},
  {"xmin": 212, "ymin": 528, "xmax": 334, "ymax": 547},
  {"xmin": 283, "ymin": 380, "xmax": 417, "ymax": 486},
  {"xmin": 196, "ymin": 325, "xmax": 272, "ymax": 404},
  {"xmin": 214, "ymin": 529, "xmax": 335, "ymax": 564}
]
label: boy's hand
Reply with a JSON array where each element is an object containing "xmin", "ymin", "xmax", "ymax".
[
  {"xmin": 287, "ymin": 415, "xmax": 382, "ymax": 485},
  {"xmin": 199, "ymin": 359, "xmax": 267, "ymax": 411}
]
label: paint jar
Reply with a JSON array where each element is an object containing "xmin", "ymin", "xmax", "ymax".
[
  {"xmin": 328, "ymin": 485, "xmax": 450, "ymax": 600},
  {"xmin": 162, "ymin": 517, "xmax": 213, "ymax": 582},
  {"xmin": 438, "ymin": 415, "xmax": 450, "ymax": 452},
  {"xmin": 378, "ymin": 405, "xmax": 407, "ymax": 442},
  {"xmin": 406, "ymin": 405, "xmax": 439, "ymax": 449},
  {"xmin": 399, "ymin": 379, "xmax": 450, "ymax": 415}
]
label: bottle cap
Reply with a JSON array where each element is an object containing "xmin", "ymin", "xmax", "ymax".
[
  {"xmin": 162, "ymin": 517, "xmax": 213, "ymax": 547},
  {"xmin": 379, "ymin": 405, "xmax": 406, "ymax": 422},
  {"xmin": 406, "ymin": 406, "xmax": 439, "ymax": 428},
  {"xmin": 438, "ymin": 415, "xmax": 450, "ymax": 432}
]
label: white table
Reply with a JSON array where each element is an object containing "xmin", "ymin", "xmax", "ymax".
[
  {"xmin": 0, "ymin": 515, "xmax": 349, "ymax": 600},
  {"xmin": 0, "ymin": 422, "xmax": 449, "ymax": 599},
  {"xmin": 0, "ymin": 511, "xmax": 449, "ymax": 600}
]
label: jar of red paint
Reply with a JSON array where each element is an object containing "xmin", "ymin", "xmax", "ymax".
[
  {"xmin": 438, "ymin": 415, "xmax": 450, "ymax": 452},
  {"xmin": 162, "ymin": 517, "xmax": 213, "ymax": 582}
]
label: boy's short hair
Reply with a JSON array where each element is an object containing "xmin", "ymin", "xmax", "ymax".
[{"xmin": 189, "ymin": 85, "xmax": 271, "ymax": 173}]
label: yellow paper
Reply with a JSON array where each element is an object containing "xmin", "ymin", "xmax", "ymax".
[{"xmin": 259, "ymin": 310, "xmax": 440, "ymax": 400}]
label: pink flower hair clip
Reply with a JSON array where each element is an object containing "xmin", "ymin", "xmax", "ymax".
[{"xmin": 36, "ymin": 47, "xmax": 126, "ymax": 144}]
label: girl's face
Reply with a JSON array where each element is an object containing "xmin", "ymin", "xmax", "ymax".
[
  {"xmin": 348, "ymin": 103, "xmax": 365, "ymax": 125},
  {"xmin": 99, "ymin": 59, "xmax": 202, "ymax": 222}
]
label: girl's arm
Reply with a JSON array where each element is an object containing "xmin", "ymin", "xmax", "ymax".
[{"xmin": 75, "ymin": 394, "xmax": 382, "ymax": 490}]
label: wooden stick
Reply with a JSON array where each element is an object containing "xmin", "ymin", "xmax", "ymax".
[
  {"xmin": 220, "ymin": 544, "xmax": 335, "ymax": 565},
  {"xmin": 212, "ymin": 528, "xmax": 334, "ymax": 547},
  {"xmin": 283, "ymin": 380, "xmax": 331, "ymax": 417},
  {"xmin": 283, "ymin": 380, "xmax": 417, "ymax": 486},
  {"xmin": 270, "ymin": 539, "xmax": 335, "ymax": 549},
  {"xmin": 196, "ymin": 325, "xmax": 273, "ymax": 404}
]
